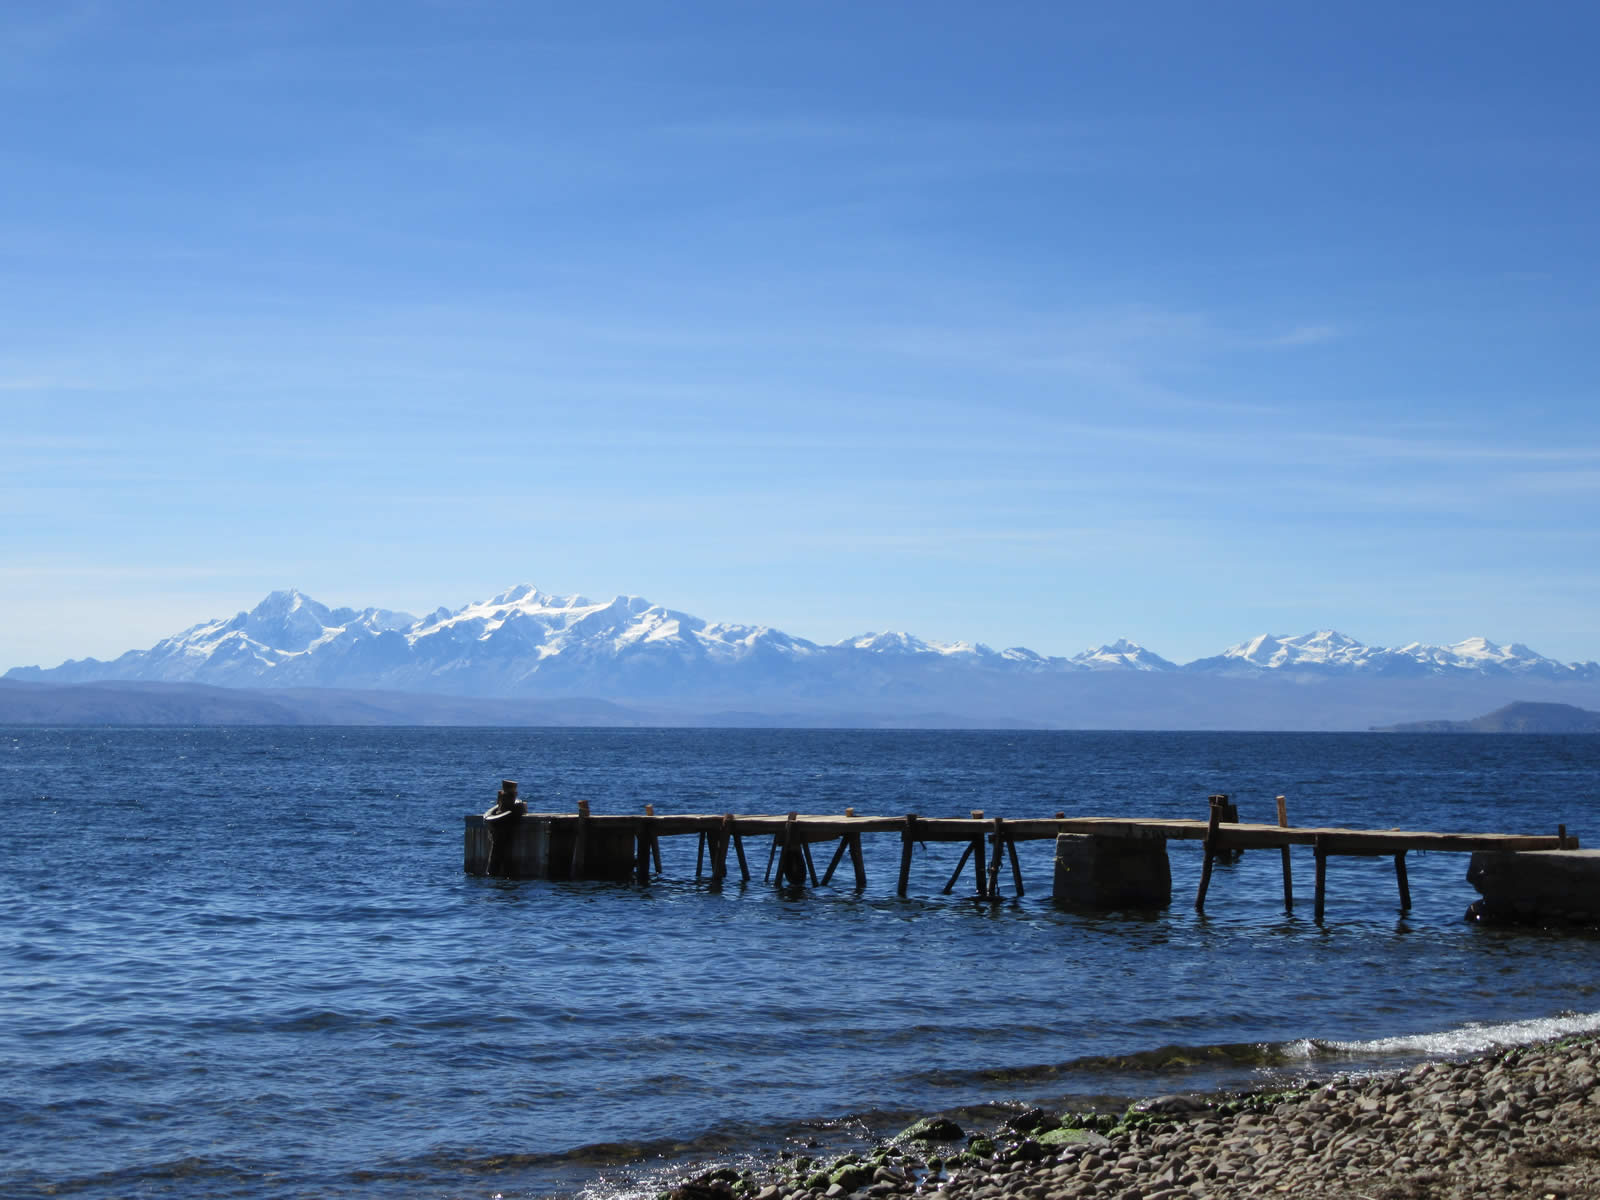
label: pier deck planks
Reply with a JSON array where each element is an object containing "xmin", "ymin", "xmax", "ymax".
[{"xmin": 511, "ymin": 811, "xmax": 1565, "ymax": 856}]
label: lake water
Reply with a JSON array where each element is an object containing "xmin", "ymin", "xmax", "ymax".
[{"xmin": 3, "ymin": 727, "xmax": 1598, "ymax": 1199}]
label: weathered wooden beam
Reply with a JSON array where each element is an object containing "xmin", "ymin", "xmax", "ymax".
[
  {"xmin": 1395, "ymin": 851, "xmax": 1411, "ymax": 912},
  {"xmin": 820, "ymin": 835, "xmax": 850, "ymax": 886},
  {"xmin": 942, "ymin": 841, "xmax": 977, "ymax": 895}
]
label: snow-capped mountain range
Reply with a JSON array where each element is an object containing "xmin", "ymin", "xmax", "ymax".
[{"xmin": 7, "ymin": 587, "xmax": 1598, "ymax": 701}]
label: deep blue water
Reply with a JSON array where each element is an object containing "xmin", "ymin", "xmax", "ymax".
[{"xmin": 3, "ymin": 728, "xmax": 1598, "ymax": 1200}]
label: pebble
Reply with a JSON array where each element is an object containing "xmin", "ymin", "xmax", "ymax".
[{"xmin": 668, "ymin": 1035, "xmax": 1600, "ymax": 1200}]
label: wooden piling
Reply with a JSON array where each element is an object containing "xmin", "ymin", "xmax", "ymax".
[
  {"xmin": 1314, "ymin": 834, "xmax": 1329, "ymax": 923},
  {"xmin": 898, "ymin": 814, "xmax": 917, "ymax": 897},
  {"xmin": 1007, "ymin": 836, "xmax": 1025, "ymax": 897},
  {"xmin": 711, "ymin": 824, "xmax": 730, "ymax": 883},
  {"xmin": 1277, "ymin": 794, "xmax": 1294, "ymax": 912},
  {"xmin": 986, "ymin": 817, "xmax": 1006, "ymax": 898},
  {"xmin": 570, "ymin": 799, "xmax": 590, "ymax": 878},
  {"xmin": 1394, "ymin": 851, "xmax": 1411, "ymax": 912},
  {"xmin": 848, "ymin": 831, "xmax": 866, "ymax": 889},
  {"xmin": 729, "ymin": 817, "xmax": 750, "ymax": 882},
  {"xmin": 635, "ymin": 822, "xmax": 651, "ymax": 884},
  {"xmin": 1194, "ymin": 801, "xmax": 1224, "ymax": 911}
]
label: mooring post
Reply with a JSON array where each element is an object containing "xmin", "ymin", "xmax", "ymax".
[
  {"xmin": 1394, "ymin": 851, "xmax": 1411, "ymax": 912},
  {"xmin": 898, "ymin": 814, "xmax": 917, "ymax": 897},
  {"xmin": 1194, "ymin": 799, "xmax": 1224, "ymax": 911},
  {"xmin": 1314, "ymin": 834, "xmax": 1329, "ymax": 923},
  {"xmin": 1277, "ymin": 794, "xmax": 1294, "ymax": 912}
]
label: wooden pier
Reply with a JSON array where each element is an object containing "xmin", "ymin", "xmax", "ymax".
[{"xmin": 465, "ymin": 788, "xmax": 1582, "ymax": 921}]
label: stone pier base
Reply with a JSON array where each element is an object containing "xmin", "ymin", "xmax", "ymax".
[
  {"xmin": 1052, "ymin": 833, "xmax": 1172, "ymax": 910},
  {"xmin": 464, "ymin": 815, "xmax": 635, "ymax": 881},
  {"xmin": 1466, "ymin": 849, "xmax": 1600, "ymax": 925}
]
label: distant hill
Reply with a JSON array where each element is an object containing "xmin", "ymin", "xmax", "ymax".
[
  {"xmin": 1375, "ymin": 701, "xmax": 1600, "ymax": 733},
  {"xmin": 0, "ymin": 679, "xmax": 651, "ymax": 727}
]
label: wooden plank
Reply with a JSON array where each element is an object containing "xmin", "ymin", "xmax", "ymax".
[{"xmin": 514, "ymin": 809, "xmax": 1569, "ymax": 857}]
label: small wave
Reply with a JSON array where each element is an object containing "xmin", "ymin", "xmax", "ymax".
[{"xmin": 1315, "ymin": 1010, "xmax": 1600, "ymax": 1059}]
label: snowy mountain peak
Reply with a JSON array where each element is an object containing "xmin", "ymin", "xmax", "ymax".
[
  {"xmin": 1072, "ymin": 640, "xmax": 1177, "ymax": 671},
  {"xmin": 6, "ymin": 587, "xmax": 1598, "ymax": 699}
]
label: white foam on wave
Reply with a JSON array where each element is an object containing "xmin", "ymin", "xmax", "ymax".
[{"xmin": 1318, "ymin": 1010, "xmax": 1600, "ymax": 1059}]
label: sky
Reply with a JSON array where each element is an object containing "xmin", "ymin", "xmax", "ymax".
[{"xmin": 4, "ymin": 1, "xmax": 1599, "ymax": 671}]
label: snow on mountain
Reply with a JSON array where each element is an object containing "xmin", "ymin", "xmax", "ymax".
[
  {"xmin": 7, "ymin": 587, "xmax": 1599, "ymax": 698},
  {"xmin": 1070, "ymin": 639, "xmax": 1177, "ymax": 672},
  {"xmin": 1184, "ymin": 630, "xmax": 1600, "ymax": 679}
]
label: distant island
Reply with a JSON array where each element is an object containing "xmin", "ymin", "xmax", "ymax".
[{"xmin": 1375, "ymin": 701, "xmax": 1600, "ymax": 733}]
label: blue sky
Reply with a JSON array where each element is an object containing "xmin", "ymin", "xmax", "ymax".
[{"xmin": 4, "ymin": 2, "xmax": 1599, "ymax": 670}]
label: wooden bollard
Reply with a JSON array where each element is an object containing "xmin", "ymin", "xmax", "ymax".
[{"xmin": 1277, "ymin": 795, "xmax": 1294, "ymax": 912}]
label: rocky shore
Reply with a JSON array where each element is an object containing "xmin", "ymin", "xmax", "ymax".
[{"xmin": 668, "ymin": 1034, "xmax": 1600, "ymax": 1200}]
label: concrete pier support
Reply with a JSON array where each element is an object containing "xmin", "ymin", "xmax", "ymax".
[
  {"xmin": 1052, "ymin": 833, "xmax": 1172, "ymax": 910},
  {"xmin": 1466, "ymin": 849, "xmax": 1600, "ymax": 924},
  {"xmin": 464, "ymin": 814, "xmax": 635, "ymax": 881}
]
